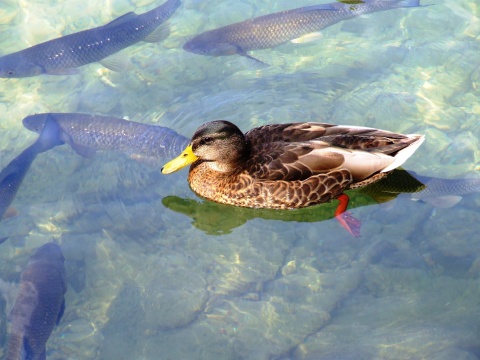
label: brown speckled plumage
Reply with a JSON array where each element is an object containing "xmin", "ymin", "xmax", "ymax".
[{"xmin": 164, "ymin": 121, "xmax": 424, "ymax": 209}]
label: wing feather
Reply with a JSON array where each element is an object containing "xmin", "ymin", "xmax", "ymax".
[{"xmin": 243, "ymin": 122, "xmax": 422, "ymax": 182}]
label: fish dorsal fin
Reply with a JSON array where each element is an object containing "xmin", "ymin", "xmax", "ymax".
[
  {"xmin": 99, "ymin": 53, "xmax": 131, "ymax": 72},
  {"xmin": 143, "ymin": 23, "xmax": 170, "ymax": 43},
  {"xmin": 104, "ymin": 12, "xmax": 138, "ymax": 29}
]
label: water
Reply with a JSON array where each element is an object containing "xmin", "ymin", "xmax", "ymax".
[{"xmin": 0, "ymin": 0, "xmax": 479, "ymax": 359}]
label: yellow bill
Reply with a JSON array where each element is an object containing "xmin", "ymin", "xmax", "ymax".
[{"xmin": 162, "ymin": 145, "xmax": 198, "ymax": 174}]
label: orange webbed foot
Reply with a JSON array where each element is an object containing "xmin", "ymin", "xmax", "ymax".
[{"xmin": 334, "ymin": 194, "xmax": 361, "ymax": 238}]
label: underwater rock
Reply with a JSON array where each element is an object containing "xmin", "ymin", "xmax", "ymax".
[
  {"xmin": 142, "ymin": 264, "xmax": 208, "ymax": 329},
  {"xmin": 295, "ymin": 266, "xmax": 480, "ymax": 359},
  {"xmin": 199, "ymin": 223, "xmax": 294, "ymax": 298},
  {"xmin": 59, "ymin": 318, "xmax": 96, "ymax": 343},
  {"xmin": 422, "ymin": 207, "xmax": 480, "ymax": 260},
  {"xmin": 99, "ymin": 281, "xmax": 145, "ymax": 359},
  {"xmin": 470, "ymin": 65, "xmax": 480, "ymax": 96},
  {"xmin": 0, "ymin": 4, "xmax": 17, "ymax": 25},
  {"xmin": 439, "ymin": 132, "xmax": 479, "ymax": 170},
  {"xmin": 192, "ymin": 266, "xmax": 361, "ymax": 359}
]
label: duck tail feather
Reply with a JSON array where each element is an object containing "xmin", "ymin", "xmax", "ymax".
[{"xmin": 381, "ymin": 135, "xmax": 425, "ymax": 173}]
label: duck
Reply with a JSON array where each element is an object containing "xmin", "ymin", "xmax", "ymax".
[{"xmin": 161, "ymin": 120, "xmax": 424, "ymax": 236}]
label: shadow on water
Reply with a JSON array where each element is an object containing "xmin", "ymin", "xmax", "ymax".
[{"xmin": 162, "ymin": 169, "xmax": 426, "ymax": 235}]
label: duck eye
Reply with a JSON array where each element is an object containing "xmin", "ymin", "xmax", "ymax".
[
  {"xmin": 6, "ymin": 70, "xmax": 14, "ymax": 76},
  {"xmin": 200, "ymin": 137, "xmax": 213, "ymax": 146}
]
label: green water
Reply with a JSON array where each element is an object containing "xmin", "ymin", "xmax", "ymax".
[{"xmin": 0, "ymin": 0, "xmax": 479, "ymax": 359}]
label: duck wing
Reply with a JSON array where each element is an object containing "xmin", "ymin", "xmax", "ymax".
[{"xmin": 245, "ymin": 122, "xmax": 424, "ymax": 182}]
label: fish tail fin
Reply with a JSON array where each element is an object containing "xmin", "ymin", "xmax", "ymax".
[{"xmin": 35, "ymin": 114, "xmax": 64, "ymax": 153}]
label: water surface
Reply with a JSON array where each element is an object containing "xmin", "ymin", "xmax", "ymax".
[{"xmin": 0, "ymin": 0, "xmax": 479, "ymax": 359}]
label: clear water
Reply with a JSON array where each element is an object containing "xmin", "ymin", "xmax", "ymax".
[{"xmin": 0, "ymin": 0, "xmax": 479, "ymax": 359}]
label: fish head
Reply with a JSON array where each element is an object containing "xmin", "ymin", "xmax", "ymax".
[
  {"xmin": 22, "ymin": 114, "xmax": 49, "ymax": 133},
  {"xmin": 0, "ymin": 54, "xmax": 45, "ymax": 78},
  {"xmin": 183, "ymin": 33, "xmax": 239, "ymax": 57},
  {"xmin": 30, "ymin": 243, "xmax": 65, "ymax": 265}
]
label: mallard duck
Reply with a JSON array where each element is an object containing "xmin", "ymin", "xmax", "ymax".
[{"xmin": 162, "ymin": 120, "xmax": 424, "ymax": 236}]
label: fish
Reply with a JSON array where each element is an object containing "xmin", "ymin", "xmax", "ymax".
[
  {"xmin": 357, "ymin": 169, "xmax": 480, "ymax": 207},
  {"xmin": 5, "ymin": 242, "xmax": 67, "ymax": 360},
  {"xmin": 407, "ymin": 171, "xmax": 480, "ymax": 208},
  {"xmin": 0, "ymin": 0, "xmax": 181, "ymax": 78},
  {"xmin": 183, "ymin": 0, "xmax": 423, "ymax": 66},
  {"xmin": 0, "ymin": 115, "xmax": 64, "ymax": 222},
  {"xmin": 22, "ymin": 113, "xmax": 190, "ymax": 160}
]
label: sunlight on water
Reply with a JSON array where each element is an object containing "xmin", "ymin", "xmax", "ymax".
[{"xmin": 0, "ymin": 0, "xmax": 479, "ymax": 359}]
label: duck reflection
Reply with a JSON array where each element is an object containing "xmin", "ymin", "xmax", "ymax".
[{"xmin": 162, "ymin": 169, "xmax": 480, "ymax": 236}]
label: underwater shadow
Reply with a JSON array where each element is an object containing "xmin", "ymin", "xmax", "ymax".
[{"xmin": 162, "ymin": 169, "xmax": 428, "ymax": 236}]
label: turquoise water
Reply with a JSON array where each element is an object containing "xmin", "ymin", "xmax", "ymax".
[{"xmin": 0, "ymin": 0, "xmax": 479, "ymax": 359}]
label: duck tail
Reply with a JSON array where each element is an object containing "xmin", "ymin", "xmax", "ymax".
[{"xmin": 381, "ymin": 134, "xmax": 425, "ymax": 173}]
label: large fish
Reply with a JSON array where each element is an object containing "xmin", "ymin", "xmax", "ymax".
[
  {"xmin": 0, "ymin": 115, "xmax": 64, "ymax": 222},
  {"xmin": 0, "ymin": 0, "xmax": 181, "ymax": 78},
  {"xmin": 22, "ymin": 113, "xmax": 189, "ymax": 160},
  {"xmin": 407, "ymin": 171, "xmax": 480, "ymax": 207},
  {"xmin": 6, "ymin": 242, "xmax": 67, "ymax": 360},
  {"xmin": 183, "ymin": 0, "xmax": 422, "ymax": 66},
  {"xmin": 357, "ymin": 169, "xmax": 480, "ymax": 207}
]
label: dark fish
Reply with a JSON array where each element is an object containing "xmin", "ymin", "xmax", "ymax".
[
  {"xmin": 183, "ymin": 0, "xmax": 422, "ymax": 66},
  {"xmin": 0, "ymin": 115, "xmax": 64, "ymax": 221},
  {"xmin": 358, "ymin": 169, "xmax": 480, "ymax": 207},
  {"xmin": 6, "ymin": 243, "xmax": 67, "ymax": 360},
  {"xmin": 0, "ymin": 0, "xmax": 181, "ymax": 78},
  {"xmin": 22, "ymin": 113, "xmax": 189, "ymax": 160},
  {"xmin": 408, "ymin": 171, "xmax": 480, "ymax": 207}
]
